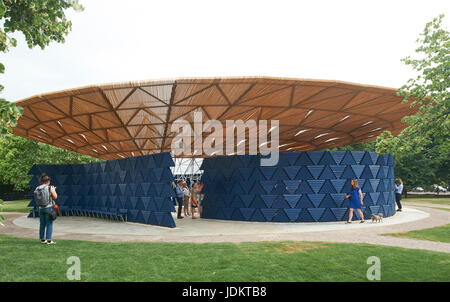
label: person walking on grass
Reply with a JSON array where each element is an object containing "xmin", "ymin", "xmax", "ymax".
[
  {"xmin": 34, "ymin": 173, "xmax": 58, "ymax": 244},
  {"xmin": 345, "ymin": 178, "xmax": 365, "ymax": 224},
  {"xmin": 394, "ymin": 178, "xmax": 404, "ymax": 212}
]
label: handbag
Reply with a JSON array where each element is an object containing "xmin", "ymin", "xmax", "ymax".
[
  {"xmin": 48, "ymin": 186, "xmax": 58, "ymax": 221},
  {"xmin": 54, "ymin": 203, "xmax": 60, "ymax": 214},
  {"xmin": 49, "ymin": 209, "xmax": 57, "ymax": 221}
]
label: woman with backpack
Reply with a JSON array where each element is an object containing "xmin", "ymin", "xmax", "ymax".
[
  {"xmin": 34, "ymin": 173, "xmax": 58, "ymax": 244},
  {"xmin": 344, "ymin": 178, "xmax": 365, "ymax": 224}
]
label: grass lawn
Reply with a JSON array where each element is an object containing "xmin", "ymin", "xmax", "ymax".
[
  {"xmin": 0, "ymin": 235, "xmax": 449, "ymax": 282},
  {"xmin": 419, "ymin": 207, "xmax": 450, "ymax": 212},
  {"xmin": 384, "ymin": 223, "xmax": 450, "ymax": 244},
  {"xmin": 404, "ymin": 197, "xmax": 450, "ymax": 206},
  {"xmin": 0, "ymin": 200, "xmax": 32, "ymax": 213}
]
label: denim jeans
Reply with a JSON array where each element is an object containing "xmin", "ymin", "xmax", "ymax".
[
  {"xmin": 176, "ymin": 197, "xmax": 183, "ymax": 218},
  {"xmin": 39, "ymin": 206, "xmax": 54, "ymax": 241},
  {"xmin": 395, "ymin": 193, "xmax": 402, "ymax": 210}
]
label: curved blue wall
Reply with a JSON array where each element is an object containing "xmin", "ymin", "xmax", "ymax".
[
  {"xmin": 200, "ymin": 151, "xmax": 396, "ymax": 222},
  {"xmin": 27, "ymin": 152, "xmax": 177, "ymax": 228}
]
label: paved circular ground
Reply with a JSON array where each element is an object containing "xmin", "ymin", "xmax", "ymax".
[
  {"xmin": 2, "ymin": 205, "xmax": 449, "ymax": 253},
  {"xmin": 12, "ymin": 207, "xmax": 429, "ymax": 236}
]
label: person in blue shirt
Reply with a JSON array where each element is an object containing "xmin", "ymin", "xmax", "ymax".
[
  {"xmin": 344, "ymin": 178, "xmax": 365, "ymax": 223},
  {"xmin": 394, "ymin": 178, "xmax": 403, "ymax": 212},
  {"xmin": 175, "ymin": 180, "xmax": 184, "ymax": 219}
]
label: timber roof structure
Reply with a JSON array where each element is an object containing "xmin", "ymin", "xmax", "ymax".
[{"xmin": 13, "ymin": 77, "xmax": 416, "ymax": 160}]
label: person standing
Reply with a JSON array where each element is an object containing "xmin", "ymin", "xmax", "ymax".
[
  {"xmin": 345, "ymin": 178, "xmax": 365, "ymax": 223},
  {"xmin": 195, "ymin": 182, "xmax": 203, "ymax": 217},
  {"xmin": 175, "ymin": 180, "xmax": 184, "ymax": 219},
  {"xmin": 191, "ymin": 182, "xmax": 200, "ymax": 219},
  {"xmin": 394, "ymin": 178, "xmax": 404, "ymax": 212},
  {"xmin": 182, "ymin": 182, "xmax": 191, "ymax": 217},
  {"xmin": 34, "ymin": 173, "xmax": 58, "ymax": 244}
]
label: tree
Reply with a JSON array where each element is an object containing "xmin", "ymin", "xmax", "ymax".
[
  {"xmin": 374, "ymin": 14, "xmax": 450, "ymax": 191},
  {"xmin": 329, "ymin": 139, "xmax": 449, "ymax": 193},
  {"xmin": 0, "ymin": 198, "xmax": 4, "ymax": 225},
  {"xmin": 0, "ymin": 0, "xmax": 83, "ymax": 134},
  {"xmin": 376, "ymin": 14, "xmax": 449, "ymax": 157},
  {"xmin": 391, "ymin": 141, "xmax": 448, "ymax": 192},
  {"xmin": 0, "ymin": 135, "xmax": 99, "ymax": 191}
]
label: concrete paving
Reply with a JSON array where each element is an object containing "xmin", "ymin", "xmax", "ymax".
[
  {"xmin": 1, "ymin": 205, "xmax": 450, "ymax": 253},
  {"xmin": 12, "ymin": 207, "xmax": 429, "ymax": 236}
]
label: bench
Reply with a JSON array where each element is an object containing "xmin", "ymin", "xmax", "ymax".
[{"xmin": 30, "ymin": 207, "xmax": 127, "ymax": 222}]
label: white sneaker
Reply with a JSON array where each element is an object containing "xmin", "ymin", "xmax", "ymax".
[
  {"xmin": 40, "ymin": 239, "xmax": 47, "ymax": 244},
  {"xmin": 46, "ymin": 240, "xmax": 56, "ymax": 245}
]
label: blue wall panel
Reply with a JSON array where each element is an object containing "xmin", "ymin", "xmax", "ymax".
[
  {"xmin": 27, "ymin": 152, "xmax": 176, "ymax": 228},
  {"xmin": 200, "ymin": 151, "xmax": 396, "ymax": 222}
]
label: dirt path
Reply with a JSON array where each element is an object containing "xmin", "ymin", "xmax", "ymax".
[{"xmin": 1, "ymin": 206, "xmax": 449, "ymax": 253}]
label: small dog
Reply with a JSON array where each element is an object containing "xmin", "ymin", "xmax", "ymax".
[{"xmin": 370, "ymin": 213, "xmax": 383, "ymax": 223}]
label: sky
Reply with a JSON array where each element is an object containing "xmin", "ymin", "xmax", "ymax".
[{"xmin": 1, "ymin": 0, "xmax": 449, "ymax": 102}]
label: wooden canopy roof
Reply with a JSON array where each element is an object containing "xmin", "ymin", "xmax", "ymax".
[{"xmin": 13, "ymin": 77, "xmax": 416, "ymax": 160}]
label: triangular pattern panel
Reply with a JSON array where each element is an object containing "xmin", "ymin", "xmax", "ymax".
[
  {"xmin": 27, "ymin": 153, "xmax": 176, "ymax": 228},
  {"xmin": 197, "ymin": 151, "xmax": 396, "ymax": 223}
]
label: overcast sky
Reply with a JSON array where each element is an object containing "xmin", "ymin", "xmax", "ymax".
[{"xmin": 1, "ymin": 0, "xmax": 449, "ymax": 102}]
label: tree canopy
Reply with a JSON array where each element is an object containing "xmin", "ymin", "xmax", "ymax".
[
  {"xmin": 0, "ymin": 135, "xmax": 99, "ymax": 191},
  {"xmin": 330, "ymin": 15, "xmax": 449, "ymax": 190},
  {"xmin": 376, "ymin": 14, "xmax": 449, "ymax": 157},
  {"xmin": 0, "ymin": 0, "xmax": 83, "ymax": 134},
  {"xmin": 330, "ymin": 139, "xmax": 448, "ymax": 191},
  {"xmin": 374, "ymin": 14, "xmax": 449, "ymax": 190}
]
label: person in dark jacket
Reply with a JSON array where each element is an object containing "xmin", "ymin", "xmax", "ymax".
[{"xmin": 175, "ymin": 180, "xmax": 184, "ymax": 219}]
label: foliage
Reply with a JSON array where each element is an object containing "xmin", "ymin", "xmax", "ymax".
[
  {"xmin": 0, "ymin": 198, "xmax": 3, "ymax": 225},
  {"xmin": 0, "ymin": 199, "xmax": 32, "ymax": 213},
  {"xmin": 329, "ymin": 139, "xmax": 449, "ymax": 190},
  {"xmin": 0, "ymin": 135, "xmax": 99, "ymax": 191},
  {"xmin": 0, "ymin": 0, "xmax": 83, "ymax": 134},
  {"xmin": 0, "ymin": 98, "xmax": 23, "ymax": 135},
  {"xmin": 334, "ymin": 15, "xmax": 450, "ymax": 190},
  {"xmin": 392, "ymin": 142, "xmax": 449, "ymax": 190},
  {"xmin": 376, "ymin": 14, "xmax": 449, "ymax": 157}
]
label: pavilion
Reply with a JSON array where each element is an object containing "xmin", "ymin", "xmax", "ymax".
[
  {"xmin": 14, "ymin": 77, "xmax": 416, "ymax": 226},
  {"xmin": 12, "ymin": 77, "xmax": 416, "ymax": 160}
]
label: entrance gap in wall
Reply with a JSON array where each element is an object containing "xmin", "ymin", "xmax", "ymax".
[{"xmin": 171, "ymin": 157, "xmax": 204, "ymax": 218}]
